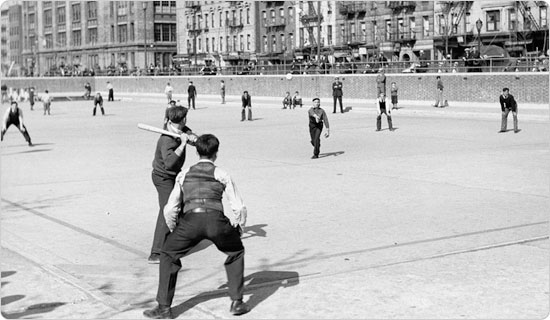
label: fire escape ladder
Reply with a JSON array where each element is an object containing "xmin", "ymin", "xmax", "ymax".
[{"xmin": 518, "ymin": 1, "xmax": 541, "ymax": 31}]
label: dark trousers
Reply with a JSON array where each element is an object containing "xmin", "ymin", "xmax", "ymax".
[
  {"xmin": 241, "ymin": 106, "xmax": 252, "ymax": 121},
  {"xmin": 108, "ymin": 89, "xmax": 114, "ymax": 101},
  {"xmin": 376, "ymin": 109, "xmax": 393, "ymax": 131},
  {"xmin": 156, "ymin": 211, "xmax": 245, "ymax": 306},
  {"xmin": 188, "ymin": 96, "xmax": 196, "ymax": 109},
  {"xmin": 501, "ymin": 108, "xmax": 518, "ymax": 131},
  {"xmin": 309, "ymin": 124, "xmax": 323, "ymax": 156},
  {"xmin": 93, "ymin": 103, "xmax": 105, "ymax": 116},
  {"xmin": 333, "ymin": 96, "xmax": 343, "ymax": 113},
  {"xmin": 1, "ymin": 121, "xmax": 31, "ymax": 143},
  {"xmin": 151, "ymin": 171, "xmax": 176, "ymax": 255}
]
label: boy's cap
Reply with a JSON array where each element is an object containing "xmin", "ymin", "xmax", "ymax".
[{"xmin": 312, "ymin": 97, "xmax": 320, "ymax": 102}]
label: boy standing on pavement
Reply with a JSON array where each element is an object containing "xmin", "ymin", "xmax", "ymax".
[
  {"xmin": 143, "ymin": 134, "xmax": 250, "ymax": 318},
  {"xmin": 93, "ymin": 92, "xmax": 105, "ymax": 116},
  {"xmin": 499, "ymin": 88, "xmax": 520, "ymax": 133},
  {"xmin": 241, "ymin": 91, "xmax": 252, "ymax": 121},
  {"xmin": 148, "ymin": 106, "xmax": 198, "ymax": 264},
  {"xmin": 107, "ymin": 81, "xmax": 114, "ymax": 101},
  {"xmin": 375, "ymin": 93, "xmax": 394, "ymax": 132},
  {"xmin": 164, "ymin": 82, "xmax": 174, "ymax": 104},
  {"xmin": 1, "ymin": 101, "xmax": 33, "ymax": 146},
  {"xmin": 308, "ymin": 98, "xmax": 330, "ymax": 159},
  {"xmin": 42, "ymin": 90, "xmax": 52, "ymax": 115}
]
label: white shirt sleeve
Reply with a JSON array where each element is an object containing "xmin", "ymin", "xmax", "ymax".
[
  {"xmin": 214, "ymin": 167, "xmax": 247, "ymax": 227},
  {"xmin": 163, "ymin": 168, "xmax": 189, "ymax": 232}
]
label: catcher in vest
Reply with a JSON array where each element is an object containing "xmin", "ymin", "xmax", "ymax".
[{"xmin": 144, "ymin": 134, "xmax": 250, "ymax": 319}]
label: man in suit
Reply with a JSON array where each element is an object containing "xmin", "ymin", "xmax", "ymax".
[
  {"xmin": 187, "ymin": 81, "xmax": 197, "ymax": 110},
  {"xmin": 332, "ymin": 77, "xmax": 343, "ymax": 113},
  {"xmin": 376, "ymin": 68, "xmax": 386, "ymax": 95}
]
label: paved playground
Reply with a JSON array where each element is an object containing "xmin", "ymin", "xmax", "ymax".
[{"xmin": 1, "ymin": 93, "xmax": 549, "ymax": 319}]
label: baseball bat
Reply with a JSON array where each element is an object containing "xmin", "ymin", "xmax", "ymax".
[{"xmin": 137, "ymin": 123, "xmax": 184, "ymax": 139}]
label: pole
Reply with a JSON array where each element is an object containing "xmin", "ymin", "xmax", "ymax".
[
  {"xmin": 144, "ymin": 5, "xmax": 148, "ymax": 69},
  {"xmin": 316, "ymin": 1, "xmax": 321, "ymax": 60}
]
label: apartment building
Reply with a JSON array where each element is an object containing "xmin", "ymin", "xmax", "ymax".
[
  {"xmin": 256, "ymin": 1, "xmax": 296, "ymax": 65},
  {"xmin": 176, "ymin": 1, "xmax": 260, "ymax": 69},
  {"xmin": 17, "ymin": 1, "xmax": 176, "ymax": 76}
]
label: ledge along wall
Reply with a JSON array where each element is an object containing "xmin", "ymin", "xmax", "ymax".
[{"xmin": 2, "ymin": 73, "xmax": 548, "ymax": 104}]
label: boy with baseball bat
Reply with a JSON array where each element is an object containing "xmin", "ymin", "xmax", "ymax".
[{"xmin": 148, "ymin": 106, "xmax": 198, "ymax": 264}]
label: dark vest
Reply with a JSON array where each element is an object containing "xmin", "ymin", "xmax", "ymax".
[
  {"xmin": 182, "ymin": 162, "xmax": 224, "ymax": 213},
  {"xmin": 8, "ymin": 107, "xmax": 20, "ymax": 123},
  {"xmin": 379, "ymin": 100, "xmax": 386, "ymax": 110}
]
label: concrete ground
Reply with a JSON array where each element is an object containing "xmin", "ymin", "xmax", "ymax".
[{"xmin": 1, "ymin": 92, "xmax": 549, "ymax": 319}]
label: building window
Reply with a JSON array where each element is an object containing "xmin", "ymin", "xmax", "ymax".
[
  {"xmin": 225, "ymin": 11, "xmax": 229, "ymax": 26},
  {"xmin": 117, "ymin": 2, "xmax": 127, "ymax": 17},
  {"xmin": 247, "ymin": 34, "xmax": 251, "ymax": 50},
  {"xmin": 44, "ymin": 9, "xmax": 53, "ymax": 27},
  {"xmin": 247, "ymin": 8, "xmax": 250, "ymax": 24},
  {"xmin": 409, "ymin": 17, "xmax": 416, "ymax": 38},
  {"xmin": 280, "ymin": 8, "xmax": 285, "ymax": 24},
  {"xmin": 87, "ymin": 1, "xmax": 97, "ymax": 20},
  {"xmin": 327, "ymin": 25, "xmax": 332, "ymax": 45},
  {"xmin": 130, "ymin": 22, "xmax": 134, "ymax": 41},
  {"xmin": 350, "ymin": 22, "xmax": 356, "ymax": 41},
  {"xmin": 262, "ymin": 11, "xmax": 267, "ymax": 26},
  {"xmin": 45, "ymin": 34, "xmax": 53, "ymax": 48},
  {"xmin": 385, "ymin": 20, "xmax": 391, "ymax": 40},
  {"xmin": 271, "ymin": 9, "xmax": 276, "ymax": 24},
  {"xmin": 423, "ymin": 16, "xmax": 429, "ymax": 37},
  {"xmin": 72, "ymin": 3, "xmax": 81, "ymax": 22},
  {"xmin": 219, "ymin": 11, "xmax": 223, "ymax": 27},
  {"xmin": 280, "ymin": 33, "xmax": 285, "ymax": 50},
  {"xmin": 29, "ymin": 13, "xmax": 35, "ymax": 29},
  {"xmin": 486, "ymin": 10, "xmax": 500, "ymax": 31},
  {"xmin": 271, "ymin": 34, "xmax": 276, "ymax": 52},
  {"xmin": 198, "ymin": 38, "xmax": 202, "ymax": 51},
  {"xmin": 240, "ymin": 34, "xmax": 244, "ymax": 51},
  {"xmin": 263, "ymin": 35, "xmax": 267, "ymax": 52},
  {"xmin": 240, "ymin": 9, "xmax": 243, "ymax": 25},
  {"xmin": 233, "ymin": 35, "xmax": 237, "ymax": 51},
  {"xmin": 57, "ymin": 32, "xmax": 66, "ymax": 47},
  {"xmin": 72, "ymin": 30, "xmax": 81, "ymax": 46},
  {"xmin": 465, "ymin": 12, "xmax": 471, "ymax": 32},
  {"xmin": 153, "ymin": 1, "xmax": 176, "ymax": 14},
  {"xmin": 341, "ymin": 24, "xmax": 346, "ymax": 43},
  {"xmin": 118, "ymin": 24, "xmax": 127, "ymax": 42},
  {"xmin": 56, "ymin": 6, "xmax": 65, "ymax": 24},
  {"xmin": 372, "ymin": 21, "xmax": 377, "ymax": 42},
  {"xmin": 88, "ymin": 27, "xmax": 97, "ymax": 44},
  {"xmin": 206, "ymin": 38, "xmax": 209, "ymax": 52},
  {"xmin": 360, "ymin": 22, "xmax": 366, "ymax": 41},
  {"xmin": 289, "ymin": 33, "xmax": 294, "ymax": 49},
  {"xmin": 508, "ymin": 9, "xmax": 516, "ymax": 30},
  {"xmin": 205, "ymin": 13, "xmax": 208, "ymax": 28},
  {"xmin": 541, "ymin": 6, "xmax": 548, "ymax": 28},
  {"xmin": 226, "ymin": 35, "xmax": 230, "ymax": 51},
  {"xmin": 288, "ymin": 7, "xmax": 293, "ymax": 22},
  {"xmin": 154, "ymin": 23, "xmax": 176, "ymax": 42},
  {"xmin": 111, "ymin": 25, "xmax": 115, "ymax": 42},
  {"xmin": 220, "ymin": 36, "xmax": 223, "ymax": 51},
  {"xmin": 212, "ymin": 37, "xmax": 216, "ymax": 52},
  {"xmin": 212, "ymin": 13, "xmax": 215, "ymax": 28}
]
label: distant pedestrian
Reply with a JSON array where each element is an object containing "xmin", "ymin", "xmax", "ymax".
[
  {"xmin": 107, "ymin": 81, "xmax": 114, "ymax": 101},
  {"xmin": 308, "ymin": 97, "xmax": 330, "ymax": 159},
  {"xmin": 282, "ymin": 91, "xmax": 292, "ymax": 109},
  {"xmin": 84, "ymin": 82, "xmax": 92, "ymax": 99},
  {"xmin": 1, "ymin": 84, "xmax": 7, "ymax": 104},
  {"xmin": 187, "ymin": 81, "xmax": 197, "ymax": 110},
  {"xmin": 433, "ymin": 76, "xmax": 446, "ymax": 108},
  {"xmin": 42, "ymin": 90, "xmax": 52, "ymax": 115},
  {"xmin": 1, "ymin": 101, "xmax": 32, "ymax": 146},
  {"xmin": 93, "ymin": 92, "xmax": 105, "ymax": 116},
  {"xmin": 332, "ymin": 77, "xmax": 344, "ymax": 113},
  {"xmin": 28, "ymin": 87, "xmax": 35, "ymax": 110},
  {"xmin": 241, "ymin": 91, "xmax": 252, "ymax": 121},
  {"xmin": 375, "ymin": 93, "xmax": 394, "ymax": 132},
  {"xmin": 164, "ymin": 82, "xmax": 174, "ymax": 103},
  {"xmin": 293, "ymin": 91, "xmax": 303, "ymax": 108},
  {"xmin": 163, "ymin": 100, "xmax": 177, "ymax": 130},
  {"xmin": 220, "ymin": 80, "xmax": 226, "ymax": 104},
  {"xmin": 499, "ymin": 88, "xmax": 520, "ymax": 133},
  {"xmin": 390, "ymin": 82, "xmax": 398, "ymax": 110},
  {"xmin": 376, "ymin": 68, "xmax": 386, "ymax": 95}
]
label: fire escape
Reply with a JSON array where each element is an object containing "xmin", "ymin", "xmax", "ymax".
[
  {"xmin": 437, "ymin": 1, "xmax": 473, "ymax": 55},
  {"xmin": 185, "ymin": 2, "xmax": 203, "ymax": 65},
  {"xmin": 299, "ymin": 1, "xmax": 323, "ymax": 53},
  {"xmin": 513, "ymin": 1, "xmax": 547, "ymax": 54},
  {"xmin": 339, "ymin": 2, "xmax": 367, "ymax": 46},
  {"xmin": 265, "ymin": 2, "xmax": 286, "ymax": 57}
]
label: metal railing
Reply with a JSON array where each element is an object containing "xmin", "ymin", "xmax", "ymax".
[{"xmin": 8, "ymin": 57, "xmax": 549, "ymax": 78}]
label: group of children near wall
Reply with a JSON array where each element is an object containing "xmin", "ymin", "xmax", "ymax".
[{"xmin": 282, "ymin": 91, "xmax": 303, "ymax": 109}]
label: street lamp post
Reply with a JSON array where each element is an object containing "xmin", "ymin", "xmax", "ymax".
[
  {"xmin": 143, "ymin": 2, "xmax": 148, "ymax": 70},
  {"xmin": 476, "ymin": 18, "xmax": 483, "ymax": 54}
]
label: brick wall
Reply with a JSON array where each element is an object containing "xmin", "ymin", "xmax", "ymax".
[{"xmin": 2, "ymin": 73, "xmax": 548, "ymax": 103}]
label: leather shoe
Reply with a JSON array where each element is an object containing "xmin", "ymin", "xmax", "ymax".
[
  {"xmin": 147, "ymin": 253, "xmax": 160, "ymax": 264},
  {"xmin": 230, "ymin": 299, "xmax": 250, "ymax": 316},
  {"xmin": 143, "ymin": 305, "xmax": 172, "ymax": 319}
]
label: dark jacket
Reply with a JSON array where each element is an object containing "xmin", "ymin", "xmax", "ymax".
[
  {"xmin": 499, "ymin": 94, "xmax": 517, "ymax": 112},
  {"xmin": 332, "ymin": 81, "xmax": 343, "ymax": 97},
  {"xmin": 242, "ymin": 94, "xmax": 252, "ymax": 107}
]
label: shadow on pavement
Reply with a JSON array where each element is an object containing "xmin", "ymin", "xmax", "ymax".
[
  {"xmin": 170, "ymin": 270, "xmax": 299, "ymax": 317},
  {"xmin": 2, "ymin": 149, "xmax": 53, "ymax": 156},
  {"xmin": 241, "ymin": 224, "xmax": 268, "ymax": 240},
  {"xmin": 1, "ymin": 302, "xmax": 67, "ymax": 319},
  {"xmin": 319, "ymin": 151, "xmax": 345, "ymax": 158}
]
